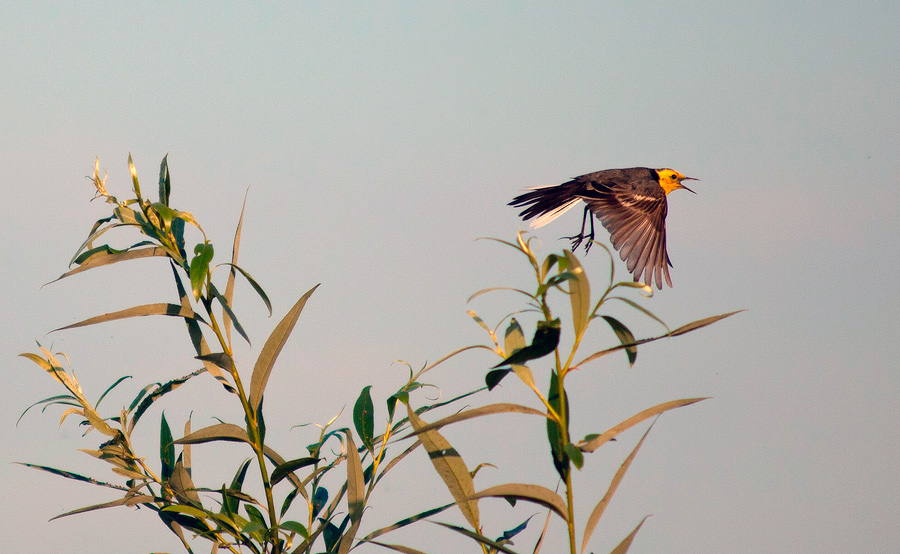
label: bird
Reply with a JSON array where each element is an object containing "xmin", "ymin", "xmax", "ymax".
[{"xmin": 509, "ymin": 167, "xmax": 697, "ymax": 289}]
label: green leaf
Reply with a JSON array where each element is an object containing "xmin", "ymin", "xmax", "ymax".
[
  {"xmin": 504, "ymin": 318, "xmax": 538, "ymax": 390},
  {"xmin": 281, "ymin": 520, "xmax": 309, "ymax": 538},
  {"xmin": 209, "ymin": 282, "xmax": 251, "ymax": 345},
  {"xmin": 546, "ymin": 371, "xmax": 569, "ymax": 481},
  {"xmin": 492, "ymin": 318, "xmax": 561, "ymax": 368},
  {"xmin": 95, "ymin": 375, "xmax": 132, "ymax": 409},
  {"xmin": 15, "ymin": 463, "xmax": 128, "ymax": 491},
  {"xmin": 357, "ymin": 502, "xmax": 455, "ymax": 544},
  {"xmin": 224, "ymin": 459, "xmax": 252, "ymax": 515},
  {"xmin": 485, "ymin": 368, "xmax": 512, "ymax": 390},
  {"xmin": 195, "ymin": 352, "xmax": 233, "ymax": 371},
  {"xmin": 429, "ymin": 521, "xmax": 519, "ymax": 554},
  {"xmin": 565, "ymin": 443, "xmax": 584, "ymax": 469},
  {"xmin": 245, "ymin": 503, "xmax": 267, "ymax": 527},
  {"xmin": 158, "ymin": 154, "xmax": 170, "ymax": 205},
  {"xmin": 353, "ymin": 386, "xmax": 375, "ymax": 453},
  {"xmin": 160, "ymin": 413, "xmax": 175, "ymax": 481},
  {"xmin": 497, "ymin": 514, "xmax": 535, "ymax": 543},
  {"xmin": 311, "ymin": 486, "xmax": 329, "ymax": 519},
  {"xmin": 220, "ymin": 262, "xmax": 272, "ymax": 317},
  {"xmin": 248, "ymin": 284, "xmax": 320, "ymax": 413},
  {"xmin": 270, "ymin": 457, "xmax": 318, "ymax": 486},
  {"xmin": 129, "ymin": 368, "xmax": 207, "ymax": 432},
  {"xmin": 189, "ymin": 243, "xmax": 214, "ymax": 301},
  {"xmin": 601, "ymin": 316, "xmax": 637, "ymax": 367}
]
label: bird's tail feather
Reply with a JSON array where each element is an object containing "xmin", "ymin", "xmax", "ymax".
[{"xmin": 508, "ymin": 182, "xmax": 585, "ymax": 229}]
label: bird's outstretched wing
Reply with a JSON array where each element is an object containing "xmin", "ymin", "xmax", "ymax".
[{"xmin": 581, "ymin": 180, "xmax": 672, "ymax": 288}]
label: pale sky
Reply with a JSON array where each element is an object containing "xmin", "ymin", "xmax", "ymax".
[{"xmin": 2, "ymin": 2, "xmax": 898, "ymax": 553}]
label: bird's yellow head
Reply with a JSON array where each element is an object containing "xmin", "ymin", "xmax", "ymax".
[{"xmin": 656, "ymin": 168, "xmax": 698, "ymax": 195}]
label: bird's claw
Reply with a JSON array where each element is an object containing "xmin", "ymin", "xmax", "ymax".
[{"xmin": 563, "ymin": 233, "xmax": 594, "ymax": 253}]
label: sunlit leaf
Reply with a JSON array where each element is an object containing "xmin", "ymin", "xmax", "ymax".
[
  {"xmin": 189, "ymin": 243, "xmax": 214, "ymax": 300},
  {"xmin": 249, "ymin": 284, "xmax": 319, "ymax": 413},
  {"xmin": 468, "ymin": 483, "xmax": 568, "ymax": 522},
  {"xmin": 401, "ymin": 402, "xmax": 547, "ymax": 440},
  {"xmin": 407, "ymin": 406, "xmax": 480, "ymax": 529},
  {"xmin": 577, "ymin": 398, "xmax": 707, "ymax": 453},
  {"xmin": 51, "ymin": 303, "xmax": 204, "ymax": 333},
  {"xmin": 50, "ymin": 247, "xmax": 170, "ymax": 284},
  {"xmin": 610, "ymin": 516, "xmax": 650, "ymax": 554},
  {"xmin": 581, "ymin": 422, "xmax": 656, "ymax": 554}
]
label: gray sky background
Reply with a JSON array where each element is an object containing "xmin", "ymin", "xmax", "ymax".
[{"xmin": 2, "ymin": 2, "xmax": 898, "ymax": 553}]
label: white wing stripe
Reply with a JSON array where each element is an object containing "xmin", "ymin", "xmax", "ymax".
[{"xmin": 530, "ymin": 198, "xmax": 582, "ymax": 228}]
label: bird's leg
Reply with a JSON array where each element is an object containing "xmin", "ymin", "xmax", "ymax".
[
  {"xmin": 563, "ymin": 206, "xmax": 595, "ymax": 253},
  {"xmin": 584, "ymin": 214, "xmax": 596, "ymax": 253}
]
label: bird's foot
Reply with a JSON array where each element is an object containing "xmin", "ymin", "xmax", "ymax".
[{"xmin": 563, "ymin": 232, "xmax": 594, "ymax": 253}]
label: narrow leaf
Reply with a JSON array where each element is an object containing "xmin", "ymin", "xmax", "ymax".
[
  {"xmin": 160, "ymin": 413, "xmax": 175, "ymax": 481},
  {"xmin": 563, "ymin": 249, "xmax": 591, "ymax": 340},
  {"xmin": 407, "ymin": 406, "xmax": 480, "ymax": 530},
  {"xmin": 578, "ymin": 398, "xmax": 707, "ymax": 453},
  {"xmin": 249, "ymin": 284, "xmax": 320, "ymax": 412},
  {"xmin": 270, "ymin": 457, "xmax": 318, "ymax": 486},
  {"xmin": 581, "ymin": 423, "xmax": 655, "ymax": 554},
  {"xmin": 354, "ymin": 386, "xmax": 376, "ymax": 452},
  {"xmin": 189, "ymin": 243, "xmax": 214, "ymax": 301},
  {"xmin": 15, "ymin": 463, "xmax": 129, "ymax": 491},
  {"xmin": 468, "ymin": 483, "xmax": 568, "ymax": 522},
  {"xmin": 158, "ymin": 154, "xmax": 170, "ymax": 205},
  {"xmin": 576, "ymin": 311, "xmax": 743, "ymax": 368},
  {"xmin": 366, "ymin": 541, "xmax": 430, "ymax": 554},
  {"xmin": 610, "ymin": 516, "xmax": 650, "ymax": 554},
  {"xmin": 175, "ymin": 423, "xmax": 254, "ymax": 446},
  {"xmin": 51, "ymin": 303, "xmax": 202, "ymax": 333},
  {"xmin": 401, "ymin": 403, "xmax": 547, "ymax": 440},
  {"xmin": 669, "ymin": 310, "xmax": 745, "ymax": 336},
  {"xmin": 345, "ymin": 432, "xmax": 365, "ymax": 523},
  {"xmin": 358, "ymin": 502, "xmax": 455, "ymax": 543},
  {"xmin": 223, "ymin": 190, "xmax": 249, "ymax": 346},
  {"xmin": 492, "ymin": 319, "xmax": 561, "ymax": 368},
  {"xmin": 128, "ymin": 153, "xmax": 142, "ymax": 200},
  {"xmin": 170, "ymin": 459, "xmax": 201, "ymax": 505},
  {"xmin": 601, "ymin": 316, "xmax": 637, "ymax": 367},
  {"xmin": 429, "ymin": 521, "xmax": 518, "ymax": 554}
]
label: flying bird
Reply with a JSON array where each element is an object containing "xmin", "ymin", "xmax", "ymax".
[{"xmin": 509, "ymin": 167, "xmax": 697, "ymax": 289}]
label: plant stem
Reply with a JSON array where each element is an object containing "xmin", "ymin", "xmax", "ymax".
[{"xmin": 205, "ymin": 304, "xmax": 281, "ymax": 552}]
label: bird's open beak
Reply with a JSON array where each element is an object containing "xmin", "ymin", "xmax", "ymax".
[{"xmin": 680, "ymin": 177, "xmax": 698, "ymax": 193}]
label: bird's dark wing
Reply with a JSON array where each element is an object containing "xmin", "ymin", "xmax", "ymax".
[{"xmin": 581, "ymin": 180, "xmax": 673, "ymax": 288}]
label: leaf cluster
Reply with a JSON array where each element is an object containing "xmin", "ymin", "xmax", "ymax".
[{"xmin": 18, "ymin": 157, "xmax": 739, "ymax": 554}]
